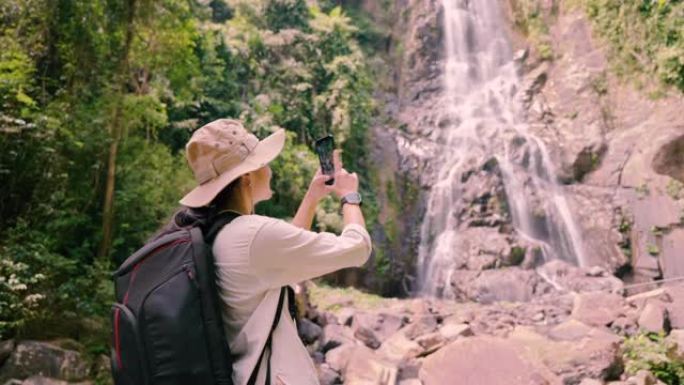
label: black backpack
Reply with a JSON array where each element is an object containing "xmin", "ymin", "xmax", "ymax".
[{"xmin": 110, "ymin": 210, "xmax": 293, "ymax": 385}]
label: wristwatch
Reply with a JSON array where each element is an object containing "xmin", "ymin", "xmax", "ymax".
[{"xmin": 340, "ymin": 192, "xmax": 362, "ymax": 212}]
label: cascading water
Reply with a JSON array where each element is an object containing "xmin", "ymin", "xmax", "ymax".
[{"xmin": 416, "ymin": 0, "xmax": 588, "ymax": 298}]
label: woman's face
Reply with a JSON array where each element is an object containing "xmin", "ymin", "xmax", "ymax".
[{"xmin": 249, "ymin": 165, "xmax": 273, "ymax": 204}]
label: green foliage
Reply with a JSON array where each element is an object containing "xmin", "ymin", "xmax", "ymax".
[
  {"xmin": 0, "ymin": 0, "xmax": 377, "ymax": 343},
  {"xmin": 636, "ymin": 183, "xmax": 651, "ymax": 198},
  {"xmin": 647, "ymin": 243, "xmax": 660, "ymax": 256},
  {"xmin": 618, "ymin": 213, "xmax": 633, "ymax": 259},
  {"xmin": 308, "ymin": 282, "xmax": 388, "ymax": 312},
  {"xmin": 373, "ymin": 247, "xmax": 391, "ymax": 278},
  {"xmin": 508, "ymin": 247, "xmax": 526, "ymax": 266},
  {"xmin": 0, "ymin": 256, "xmax": 46, "ymax": 338},
  {"xmin": 257, "ymin": 131, "xmax": 318, "ymax": 219},
  {"xmin": 667, "ymin": 179, "xmax": 684, "ymax": 199},
  {"xmin": 623, "ymin": 333, "xmax": 684, "ymax": 384},
  {"xmin": 0, "ymin": 221, "xmax": 114, "ymax": 339},
  {"xmin": 315, "ymin": 196, "xmax": 344, "ymax": 233},
  {"xmin": 580, "ymin": 0, "xmax": 684, "ymax": 93},
  {"xmin": 650, "ymin": 225, "xmax": 665, "ymax": 237},
  {"xmin": 264, "ymin": 0, "xmax": 310, "ymax": 32},
  {"xmin": 511, "ymin": 0, "xmax": 555, "ymax": 60},
  {"xmin": 112, "ymin": 138, "xmax": 195, "ymax": 263}
]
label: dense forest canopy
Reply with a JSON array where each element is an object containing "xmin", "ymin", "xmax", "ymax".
[{"xmin": 0, "ymin": 0, "xmax": 384, "ymax": 345}]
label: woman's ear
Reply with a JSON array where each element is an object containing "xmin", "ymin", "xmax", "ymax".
[{"xmin": 241, "ymin": 173, "xmax": 252, "ymax": 187}]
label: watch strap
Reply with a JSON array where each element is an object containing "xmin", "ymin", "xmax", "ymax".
[{"xmin": 340, "ymin": 192, "xmax": 362, "ymax": 213}]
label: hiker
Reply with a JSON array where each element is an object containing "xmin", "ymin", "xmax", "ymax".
[{"xmin": 179, "ymin": 118, "xmax": 372, "ymax": 385}]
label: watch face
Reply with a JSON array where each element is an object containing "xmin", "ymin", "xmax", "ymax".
[{"xmin": 344, "ymin": 193, "xmax": 362, "ymax": 204}]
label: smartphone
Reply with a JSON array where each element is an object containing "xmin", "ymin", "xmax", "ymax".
[{"xmin": 314, "ymin": 135, "xmax": 335, "ymax": 186}]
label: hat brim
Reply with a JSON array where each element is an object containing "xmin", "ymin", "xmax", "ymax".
[{"xmin": 179, "ymin": 128, "xmax": 286, "ymax": 208}]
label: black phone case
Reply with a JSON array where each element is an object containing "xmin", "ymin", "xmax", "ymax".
[{"xmin": 315, "ymin": 136, "xmax": 335, "ymax": 186}]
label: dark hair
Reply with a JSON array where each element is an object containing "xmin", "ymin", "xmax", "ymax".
[{"xmin": 147, "ymin": 178, "xmax": 243, "ymax": 242}]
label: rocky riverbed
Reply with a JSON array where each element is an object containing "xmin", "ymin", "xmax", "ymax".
[
  {"xmin": 2, "ymin": 263, "xmax": 683, "ymax": 385},
  {"xmin": 295, "ymin": 265, "xmax": 684, "ymax": 385}
]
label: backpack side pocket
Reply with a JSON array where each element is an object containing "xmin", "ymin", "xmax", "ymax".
[{"xmin": 111, "ymin": 303, "xmax": 147, "ymax": 385}]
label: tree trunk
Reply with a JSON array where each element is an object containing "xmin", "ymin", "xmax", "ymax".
[{"xmin": 97, "ymin": 0, "xmax": 138, "ymax": 260}]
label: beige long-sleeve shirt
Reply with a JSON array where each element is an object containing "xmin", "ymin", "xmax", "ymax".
[{"xmin": 212, "ymin": 213, "xmax": 372, "ymax": 385}]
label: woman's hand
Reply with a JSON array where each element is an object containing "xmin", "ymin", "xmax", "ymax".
[
  {"xmin": 330, "ymin": 149, "xmax": 358, "ymax": 198},
  {"xmin": 305, "ymin": 168, "xmax": 334, "ymax": 203}
]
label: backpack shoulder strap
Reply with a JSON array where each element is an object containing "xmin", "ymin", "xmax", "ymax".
[
  {"xmin": 248, "ymin": 287, "xmax": 286, "ymax": 385},
  {"xmin": 190, "ymin": 226, "xmax": 233, "ymax": 384},
  {"xmin": 204, "ymin": 211, "xmax": 241, "ymax": 244}
]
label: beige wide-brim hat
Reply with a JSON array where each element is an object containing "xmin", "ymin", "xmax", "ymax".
[{"xmin": 179, "ymin": 119, "xmax": 285, "ymax": 208}]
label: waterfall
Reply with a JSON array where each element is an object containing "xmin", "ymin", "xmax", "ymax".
[{"xmin": 416, "ymin": 0, "xmax": 588, "ymax": 298}]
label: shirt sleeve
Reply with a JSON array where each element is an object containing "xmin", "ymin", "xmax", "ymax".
[{"xmin": 249, "ymin": 217, "xmax": 373, "ymax": 288}]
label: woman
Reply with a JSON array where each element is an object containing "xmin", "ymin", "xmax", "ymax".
[{"xmin": 179, "ymin": 118, "xmax": 372, "ymax": 385}]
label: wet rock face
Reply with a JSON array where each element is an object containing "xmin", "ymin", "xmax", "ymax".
[
  {"xmin": 536, "ymin": 260, "xmax": 624, "ymax": 294},
  {"xmin": 451, "ymin": 267, "xmax": 553, "ymax": 304},
  {"xmin": 367, "ymin": 0, "xmax": 684, "ymax": 299},
  {"xmin": 519, "ymin": 7, "xmax": 684, "ymax": 284},
  {"xmin": 458, "ymin": 157, "xmax": 512, "ymax": 230},
  {"xmin": 572, "ymin": 141, "xmax": 608, "ymax": 182},
  {"xmin": 652, "ymin": 134, "xmax": 684, "ymax": 183}
]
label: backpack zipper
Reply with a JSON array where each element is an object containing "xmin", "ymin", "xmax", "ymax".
[{"xmin": 183, "ymin": 264, "xmax": 199, "ymax": 289}]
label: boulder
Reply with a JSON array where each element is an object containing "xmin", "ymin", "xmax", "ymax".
[
  {"xmin": 336, "ymin": 308, "xmax": 356, "ymax": 326},
  {"xmin": 667, "ymin": 329, "xmax": 684, "ymax": 361},
  {"xmin": 637, "ymin": 302, "xmax": 668, "ymax": 334},
  {"xmin": 342, "ymin": 346, "xmax": 397, "ymax": 385},
  {"xmin": 1, "ymin": 340, "xmax": 15, "ymax": 367},
  {"xmin": 397, "ymin": 359, "xmax": 422, "ymax": 382},
  {"xmin": 403, "ymin": 316, "xmax": 438, "ymax": 340},
  {"xmin": 354, "ymin": 326, "xmax": 381, "ymax": 349},
  {"xmin": 438, "ymin": 323, "xmax": 473, "ymax": 340},
  {"xmin": 625, "ymin": 289, "xmax": 667, "ymax": 309},
  {"xmin": 19, "ymin": 376, "xmax": 93, "ymax": 385},
  {"xmin": 320, "ymin": 324, "xmax": 356, "ymax": 352},
  {"xmin": 398, "ymin": 380, "xmax": 423, "ymax": 385},
  {"xmin": 90, "ymin": 354, "xmax": 110, "ymax": 384},
  {"xmin": 508, "ymin": 326, "xmax": 623, "ymax": 384},
  {"xmin": 377, "ymin": 330, "xmax": 423, "ymax": 363},
  {"xmin": 536, "ymin": 260, "xmax": 624, "ymax": 293},
  {"xmin": 610, "ymin": 316, "xmax": 639, "ymax": 337},
  {"xmin": 350, "ymin": 312, "xmax": 404, "ymax": 344},
  {"xmin": 664, "ymin": 285, "xmax": 684, "ymax": 329},
  {"xmin": 316, "ymin": 363, "xmax": 341, "ymax": 385},
  {"xmin": 311, "ymin": 351, "xmax": 325, "ymax": 364},
  {"xmin": 314, "ymin": 311, "xmax": 340, "ymax": 327},
  {"xmin": 547, "ymin": 319, "xmax": 594, "ymax": 341},
  {"xmin": 414, "ymin": 332, "xmax": 446, "ymax": 356},
  {"xmin": 463, "ymin": 268, "xmax": 551, "ymax": 304},
  {"xmin": 571, "ymin": 292, "xmax": 625, "ymax": 327},
  {"xmin": 419, "ymin": 336, "xmax": 561, "ymax": 385},
  {"xmin": 324, "ymin": 344, "xmax": 355, "ymax": 372},
  {"xmin": 20, "ymin": 376, "xmax": 68, "ymax": 385},
  {"xmin": 578, "ymin": 379, "xmax": 603, "ymax": 385},
  {"xmin": 298, "ymin": 318, "xmax": 323, "ymax": 345},
  {"xmin": 0, "ymin": 341, "xmax": 89, "ymax": 383},
  {"xmin": 625, "ymin": 370, "xmax": 658, "ymax": 385}
]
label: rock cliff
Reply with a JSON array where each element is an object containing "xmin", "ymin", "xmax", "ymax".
[{"xmin": 362, "ymin": 0, "xmax": 684, "ymax": 299}]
